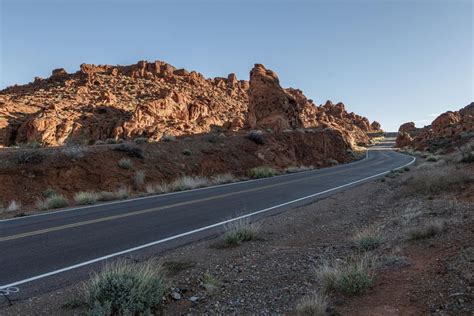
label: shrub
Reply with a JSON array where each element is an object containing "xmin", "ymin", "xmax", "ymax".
[
  {"xmin": 170, "ymin": 176, "xmax": 209, "ymax": 191},
  {"xmin": 182, "ymin": 149, "xmax": 191, "ymax": 156},
  {"xmin": 14, "ymin": 150, "xmax": 45, "ymax": 164},
  {"xmin": 248, "ymin": 166, "xmax": 278, "ymax": 179},
  {"xmin": 74, "ymin": 192, "xmax": 99, "ymax": 205},
  {"xmin": 286, "ymin": 166, "xmax": 314, "ymax": 173},
  {"xmin": 296, "ymin": 292, "xmax": 328, "ymax": 316},
  {"xmin": 247, "ymin": 130, "xmax": 265, "ymax": 145},
  {"xmin": 317, "ymin": 255, "xmax": 376, "ymax": 295},
  {"xmin": 161, "ymin": 134, "xmax": 176, "ymax": 142},
  {"xmin": 202, "ymin": 273, "xmax": 222, "ymax": 293},
  {"xmin": 6, "ymin": 200, "xmax": 21, "ymax": 212},
  {"xmin": 105, "ymin": 138, "xmax": 117, "ymax": 144},
  {"xmin": 353, "ymin": 226, "xmax": 382, "ymax": 251},
  {"xmin": 118, "ymin": 158, "xmax": 132, "ymax": 169},
  {"xmin": 134, "ymin": 171, "xmax": 145, "ymax": 188},
  {"xmin": 134, "ymin": 137, "xmax": 148, "ymax": 144},
  {"xmin": 84, "ymin": 260, "xmax": 165, "ymax": 315},
  {"xmin": 145, "ymin": 183, "xmax": 170, "ymax": 195},
  {"xmin": 115, "ymin": 187, "xmax": 130, "ymax": 200},
  {"xmin": 42, "ymin": 188, "xmax": 57, "ymax": 198},
  {"xmin": 61, "ymin": 145, "xmax": 87, "ymax": 159},
  {"xmin": 36, "ymin": 194, "xmax": 69, "ymax": 210},
  {"xmin": 20, "ymin": 141, "xmax": 41, "ymax": 149},
  {"xmin": 97, "ymin": 191, "xmax": 116, "ymax": 202},
  {"xmin": 211, "ymin": 173, "xmax": 236, "ymax": 185},
  {"xmin": 426, "ymin": 155, "xmax": 439, "ymax": 162},
  {"xmin": 222, "ymin": 219, "xmax": 259, "ymax": 247},
  {"xmin": 94, "ymin": 140, "xmax": 106, "ymax": 146},
  {"xmin": 113, "ymin": 144, "xmax": 144, "ymax": 158},
  {"xmin": 401, "ymin": 165, "xmax": 473, "ymax": 196},
  {"xmin": 326, "ymin": 159, "xmax": 339, "ymax": 166},
  {"xmin": 407, "ymin": 220, "xmax": 445, "ymax": 240}
]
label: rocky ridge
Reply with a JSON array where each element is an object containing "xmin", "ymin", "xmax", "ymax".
[
  {"xmin": 396, "ymin": 102, "xmax": 474, "ymax": 150},
  {"xmin": 0, "ymin": 61, "xmax": 381, "ymax": 147}
]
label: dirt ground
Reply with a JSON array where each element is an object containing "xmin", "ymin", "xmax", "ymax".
[{"xmin": 1, "ymin": 157, "xmax": 472, "ymax": 315}]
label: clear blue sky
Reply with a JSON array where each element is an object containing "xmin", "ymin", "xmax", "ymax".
[{"xmin": 1, "ymin": 0, "xmax": 472, "ymax": 131}]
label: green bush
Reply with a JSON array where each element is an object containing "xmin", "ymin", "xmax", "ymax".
[
  {"xmin": 118, "ymin": 158, "xmax": 132, "ymax": 169},
  {"xmin": 248, "ymin": 166, "xmax": 278, "ymax": 179},
  {"xmin": 37, "ymin": 194, "xmax": 69, "ymax": 210},
  {"xmin": 85, "ymin": 260, "xmax": 165, "ymax": 315}
]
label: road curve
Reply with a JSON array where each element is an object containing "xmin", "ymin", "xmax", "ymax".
[{"xmin": 0, "ymin": 142, "xmax": 414, "ymax": 299}]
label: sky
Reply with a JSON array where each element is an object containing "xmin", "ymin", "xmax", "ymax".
[{"xmin": 0, "ymin": 0, "xmax": 472, "ymax": 131}]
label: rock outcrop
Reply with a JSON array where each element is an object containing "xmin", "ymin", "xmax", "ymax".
[
  {"xmin": 0, "ymin": 60, "xmax": 380, "ymax": 148},
  {"xmin": 396, "ymin": 102, "xmax": 474, "ymax": 150}
]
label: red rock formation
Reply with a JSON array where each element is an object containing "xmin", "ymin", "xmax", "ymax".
[
  {"xmin": 396, "ymin": 102, "xmax": 474, "ymax": 150},
  {"xmin": 0, "ymin": 61, "xmax": 379, "ymax": 148}
]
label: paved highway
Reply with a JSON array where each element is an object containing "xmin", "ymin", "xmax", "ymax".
[{"xmin": 0, "ymin": 140, "xmax": 414, "ymax": 300}]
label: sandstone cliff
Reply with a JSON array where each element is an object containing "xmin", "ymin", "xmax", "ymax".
[{"xmin": 0, "ymin": 61, "xmax": 380, "ymax": 147}]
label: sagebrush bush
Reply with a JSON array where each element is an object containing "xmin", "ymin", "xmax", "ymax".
[
  {"xmin": 115, "ymin": 187, "xmax": 130, "ymax": 200},
  {"xmin": 296, "ymin": 292, "xmax": 328, "ymax": 316},
  {"xmin": 248, "ymin": 166, "xmax": 278, "ymax": 179},
  {"xmin": 42, "ymin": 188, "xmax": 57, "ymax": 198},
  {"xmin": 118, "ymin": 158, "xmax": 132, "ymax": 169},
  {"xmin": 211, "ymin": 173, "xmax": 236, "ymax": 185},
  {"xmin": 37, "ymin": 194, "xmax": 69, "ymax": 210},
  {"xmin": 286, "ymin": 166, "xmax": 314, "ymax": 173},
  {"xmin": 222, "ymin": 219, "xmax": 259, "ymax": 247},
  {"xmin": 134, "ymin": 137, "xmax": 148, "ymax": 144},
  {"xmin": 74, "ymin": 192, "xmax": 99, "ymax": 205},
  {"xmin": 97, "ymin": 191, "xmax": 116, "ymax": 202},
  {"xmin": 105, "ymin": 138, "xmax": 117, "ymax": 144},
  {"xmin": 84, "ymin": 260, "xmax": 165, "ymax": 315}
]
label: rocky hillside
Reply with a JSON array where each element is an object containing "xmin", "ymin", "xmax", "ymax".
[
  {"xmin": 0, "ymin": 61, "xmax": 380, "ymax": 148},
  {"xmin": 396, "ymin": 102, "xmax": 474, "ymax": 150}
]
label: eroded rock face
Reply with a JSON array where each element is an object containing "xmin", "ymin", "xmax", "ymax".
[
  {"xmin": 0, "ymin": 60, "xmax": 379, "ymax": 148},
  {"xmin": 395, "ymin": 102, "xmax": 474, "ymax": 150}
]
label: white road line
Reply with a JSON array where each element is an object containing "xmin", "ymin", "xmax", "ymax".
[
  {"xmin": 0, "ymin": 149, "xmax": 372, "ymax": 223},
  {"xmin": 0, "ymin": 154, "xmax": 415, "ymax": 290}
]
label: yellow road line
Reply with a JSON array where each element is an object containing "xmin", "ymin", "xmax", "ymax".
[{"xmin": 0, "ymin": 160, "xmax": 383, "ymax": 242}]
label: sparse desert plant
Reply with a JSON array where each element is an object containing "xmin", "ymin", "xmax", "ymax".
[
  {"xmin": 113, "ymin": 144, "xmax": 144, "ymax": 158},
  {"xmin": 61, "ymin": 145, "xmax": 87, "ymax": 159},
  {"xmin": 296, "ymin": 292, "xmax": 328, "ymax": 316},
  {"xmin": 202, "ymin": 273, "xmax": 222, "ymax": 293},
  {"xmin": 247, "ymin": 130, "xmax": 265, "ymax": 145},
  {"xmin": 182, "ymin": 149, "xmax": 191, "ymax": 156},
  {"xmin": 74, "ymin": 192, "xmax": 99, "ymax": 205},
  {"xmin": 97, "ymin": 191, "xmax": 116, "ymax": 202},
  {"xmin": 326, "ymin": 159, "xmax": 339, "ymax": 166},
  {"xmin": 84, "ymin": 260, "xmax": 165, "ymax": 315},
  {"xmin": 42, "ymin": 188, "xmax": 57, "ymax": 198},
  {"xmin": 401, "ymin": 165, "xmax": 473, "ymax": 196},
  {"xmin": 134, "ymin": 137, "xmax": 148, "ymax": 144},
  {"xmin": 248, "ymin": 166, "xmax": 278, "ymax": 179},
  {"xmin": 6, "ymin": 200, "xmax": 21, "ymax": 212},
  {"xmin": 407, "ymin": 220, "xmax": 445, "ymax": 240},
  {"xmin": 317, "ymin": 254, "xmax": 376, "ymax": 295},
  {"xmin": 105, "ymin": 138, "xmax": 117, "ymax": 144},
  {"xmin": 36, "ymin": 194, "xmax": 69, "ymax": 210},
  {"xmin": 211, "ymin": 173, "xmax": 236, "ymax": 185},
  {"xmin": 286, "ymin": 165, "xmax": 314, "ymax": 173},
  {"xmin": 222, "ymin": 218, "xmax": 260, "ymax": 247},
  {"xmin": 161, "ymin": 134, "xmax": 176, "ymax": 142},
  {"xmin": 170, "ymin": 176, "xmax": 209, "ymax": 191},
  {"xmin": 353, "ymin": 226, "xmax": 382, "ymax": 251},
  {"xmin": 115, "ymin": 187, "xmax": 130, "ymax": 200},
  {"xmin": 134, "ymin": 171, "xmax": 145, "ymax": 188},
  {"xmin": 118, "ymin": 158, "xmax": 132, "ymax": 169}
]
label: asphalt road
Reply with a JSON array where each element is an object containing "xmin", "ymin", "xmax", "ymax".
[{"xmin": 0, "ymin": 140, "xmax": 414, "ymax": 300}]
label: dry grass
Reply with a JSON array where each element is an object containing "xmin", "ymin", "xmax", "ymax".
[
  {"xmin": 407, "ymin": 220, "xmax": 446, "ymax": 240},
  {"xmin": 353, "ymin": 226, "xmax": 382, "ymax": 251},
  {"xmin": 6, "ymin": 200, "xmax": 21, "ymax": 212},
  {"xmin": 170, "ymin": 176, "xmax": 209, "ymax": 191},
  {"xmin": 36, "ymin": 194, "xmax": 69, "ymax": 210},
  {"xmin": 134, "ymin": 170, "xmax": 145, "ymax": 188},
  {"xmin": 286, "ymin": 166, "xmax": 315, "ymax": 173},
  {"xmin": 401, "ymin": 165, "xmax": 473, "ymax": 196},
  {"xmin": 211, "ymin": 173, "xmax": 237, "ymax": 185},
  {"xmin": 221, "ymin": 218, "xmax": 260, "ymax": 247},
  {"xmin": 296, "ymin": 292, "xmax": 328, "ymax": 316},
  {"xmin": 74, "ymin": 192, "xmax": 99, "ymax": 205}
]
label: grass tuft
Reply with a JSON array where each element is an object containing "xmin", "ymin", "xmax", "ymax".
[
  {"xmin": 296, "ymin": 292, "xmax": 328, "ymax": 316},
  {"xmin": 36, "ymin": 194, "xmax": 69, "ymax": 210},
  {"xmin": 170, "ymin": 176, "xmax": 209, "ymax": 191},
  {"xmin": 222, "ymin": 219, "xmax": 260, "ymax": 247},
  {"xmin": 407, "ymin": 220, "xmax": 445, "ymax": 240},
  {"xmin": 74, "ymin": 192, "xmax": 99, "ymax": 205},
  {"xmin": 353, "ymin": 226, "xmax": 382, "ymax": 251}
]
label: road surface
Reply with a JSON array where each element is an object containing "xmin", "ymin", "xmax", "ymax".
[{"xmin": 0, "ymin": 140, "xmax": 414, "ymax": 300}]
